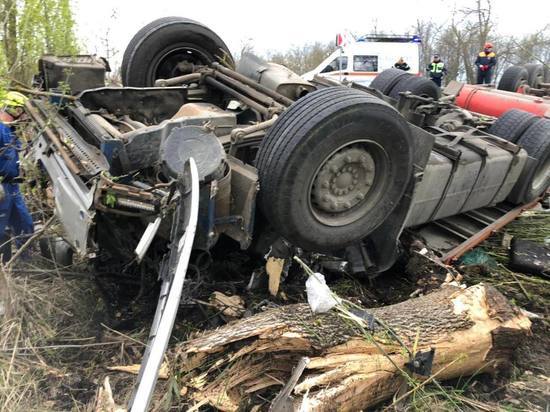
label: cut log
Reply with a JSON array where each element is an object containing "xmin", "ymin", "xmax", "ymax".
[{"xmin": 170, "ymin": 284, "xmax": 531, "ymax": 411}]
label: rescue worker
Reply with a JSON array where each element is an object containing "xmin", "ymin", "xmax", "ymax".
[
  {"xmin": 427, "ymin": 54, "xmax": 447, "ymax": 87},
  {"xmin": 394, "ymin": 57, "xmax": 410, "ymax": 71},
  {"xmin": 0, "ymin": 91, "xmax": 34, "ymax": 262},
  {"xmin": 475, "ymin": 42, "xmax": 497, "ymax": 84}
]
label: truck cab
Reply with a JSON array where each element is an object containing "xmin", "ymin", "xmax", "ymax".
[{"xmin": 303, "ymin": 34, "xmax": 421, "ymax": 86}]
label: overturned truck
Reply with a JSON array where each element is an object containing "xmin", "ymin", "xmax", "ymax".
[{"xmin": 28, "ymin": 17, "xmax": 549, "ymax": 280}]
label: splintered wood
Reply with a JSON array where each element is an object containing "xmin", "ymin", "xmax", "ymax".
[{"xmin": 171, "ymin": 284, "xmax": 530, "ymax": 411}]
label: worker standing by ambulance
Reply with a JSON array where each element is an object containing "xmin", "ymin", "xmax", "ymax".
[
  {"xmin": 475, "ymin": 43, "xmax": 497, "ymax": 84},
  {"xmin": 0, "ymin": 91, "xmax": 34, "ymax": 262}
]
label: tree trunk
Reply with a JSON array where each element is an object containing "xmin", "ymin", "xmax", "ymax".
[
  {"xmin": 2, "ymin": 0, "xmax": 18, "ymax": 66},
  {"xmin": 171, "ymin": 284, "xmax": 531, "ymax": 411}
]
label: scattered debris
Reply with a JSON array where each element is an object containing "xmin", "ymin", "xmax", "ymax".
[
  {"xmin": 107, "ymin": 363, "xmax": 169, "ymax": 380},
  {"xmin": 460, "ymin": 248, "xmax": 495, "ymax": 267},
  {"xmin": 93, "ymin": 377, "xmax": 125, "ymax": 412},
  {"xmin": 209, "ymin": 291, "xmax": 246, "ymax": 318},
  {"xmin": 269, "ymin": 357, "xmax": 310, "ymax": 412},
  {"xmin": 266, "ymin": 257, "xmax": 286, "ymax": 296}
]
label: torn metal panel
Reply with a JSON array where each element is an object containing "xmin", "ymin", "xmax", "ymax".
[
  {"xmin": 33, "ymin": 134, "xmax": 96, "ymax": 255},
  {"xmin": 130, "ymin": 159, "xmax": 200, "ymax": 411}
]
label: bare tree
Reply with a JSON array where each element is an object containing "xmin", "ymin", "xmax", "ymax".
[
  {"xmin": 244, "ymin": 0, "xmax": 550, "ymax": 85},
  {"xmin": 267, "ymin": 41, "xmax": 335, "ymax": 75},
  {"xmin": 415, "ymin": 19, "xmax": 442, "ymax": 75}
]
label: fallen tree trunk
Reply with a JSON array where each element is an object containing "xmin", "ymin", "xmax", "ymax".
[{"xmin": 170, "ymin": 284, "xmax": 530, "ymax": 411}]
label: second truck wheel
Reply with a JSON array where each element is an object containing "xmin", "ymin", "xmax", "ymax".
[
  {"xmin": 121, "ymin": 17, "xmax": 233, "ymax": 87},
  {"xmin": 255, "ymin": 87, "xmax": 414, "ymax": 252}
]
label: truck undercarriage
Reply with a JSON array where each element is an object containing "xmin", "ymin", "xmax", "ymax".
[{"xmin": 28, "ymin": 59, "xmax": 547, "ymax": 276}]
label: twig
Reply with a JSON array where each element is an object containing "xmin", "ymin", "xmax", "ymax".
[
  {"xmin": 10, "ymin": 86, "xmax": 76, "ymax": 101},
  {"xmin": 101, "ymin": 323, "xmax": 146, "ymax": 347},
  {"xmin": 6, "ymin": 215, "xmax": 56, "ymax": 267},
  {"xmin": 269, "ymin": 357, "xmax": 310, "ymax": 412},
  {"xmin": 454, "ymin": 394, "xmax": 498, "ymax": 411},
  {"xmin": 510, "ymin": 272, "xmax": 531, "ymax": 300},
  {"xmin": 1, "ymin": 341, "xmax": 135, "ymax": 352},
  {"xmin": 6, "ymin": 322, "xmax": 21, "ymax": 386}
]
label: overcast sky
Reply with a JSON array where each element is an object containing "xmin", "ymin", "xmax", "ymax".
[{"xmin": 73, "ymin": 0, "xmax": 550, "ymax": 68}]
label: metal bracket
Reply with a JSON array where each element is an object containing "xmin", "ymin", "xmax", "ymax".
[
  {"xmin": 405, "ymin": 348, "xmax": 436, "ymax": 376},
  {"xmin": 348, "ymin": 308, "xmax": 377, "ymax": 332}
]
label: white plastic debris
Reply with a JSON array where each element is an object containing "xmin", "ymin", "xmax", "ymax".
[{"xmin": 306, "ymin": 272, "xmax": 340, "ymax": 313}]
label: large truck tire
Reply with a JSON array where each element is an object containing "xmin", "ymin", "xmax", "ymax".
[
  {"xmin": 508, "ymin": 118, "xmax": 550, "ymax": 203},
  {"xmin": 524, "ymin": 63, "xmax": 544, "ymax": 88},
  {"xmin": 121, "ymin": 17, "xmax": 233, "ymax": 87},
  {"xmin": 370, "ymin": 69, "xmax": 410, "ymax": 95},
  {"xmin": 488, "ymin": 109, "xmax": 539, "ymax": 143},
  {"xmin": 255, "ymin": 87, "xmax": 414, "ymax": 252},
  {"xmin": 388, "ymin": 75, "xmax": 441, "ymax": 101},
  {"xmin": 497, "ymin": 65, "xmax": 529, "ymax": 92}
]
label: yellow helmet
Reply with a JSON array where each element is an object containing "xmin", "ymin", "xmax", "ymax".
[{"xmin": 1, "ymin": 91, "xmax": 28, "ymax": 108}]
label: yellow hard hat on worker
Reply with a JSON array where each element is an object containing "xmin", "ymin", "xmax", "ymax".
[{"xmin": 1, "ymin": 91, "xmax": 28, "ymax": 108}]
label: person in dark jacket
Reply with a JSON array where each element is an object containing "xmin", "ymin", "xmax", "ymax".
[
  {"xmin": 394, "ymin": 57, "xmax": 410, "ymax": 71},
  {"xmin": 475, "ymin": 42, "xmax": 497, "ymax": 84},
  {"xmin": 0, "ymin": 91, "xmax": 34, "ymax": 262},
  {"xmin": 427, "ymin": 54, "xmax": 447, "ymax": 87}
]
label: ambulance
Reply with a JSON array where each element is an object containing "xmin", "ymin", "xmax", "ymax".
[{"xmin": 303, "ymin": 33, "xmax": 422, "ymax": 86}]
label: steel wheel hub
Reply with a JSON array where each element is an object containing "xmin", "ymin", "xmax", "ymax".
[{"xmin": 311, "ymin": 146, "xmax": 376, "ymax": 213}]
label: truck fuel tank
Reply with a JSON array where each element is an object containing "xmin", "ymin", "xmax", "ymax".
[
  {"xmin": 448, "ymin": 81, "xmax": 550, "ymax": 118},
  {"xmin": 405, "ymin": 127, "xmax": 528, "ymax": 228}
]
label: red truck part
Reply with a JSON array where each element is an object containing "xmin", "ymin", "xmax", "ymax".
[{"xmin": 451, "ymin": 82, "xmax": 550, "ymax": 118}]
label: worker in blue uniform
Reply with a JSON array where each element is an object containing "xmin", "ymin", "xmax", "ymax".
[
  {"xmin": 475, "ymin": 43, "xmax": 497, "ymax": 84},
  {"xmin": 0, "ymin": 91, "xmax": 34, "ymax": 262}
]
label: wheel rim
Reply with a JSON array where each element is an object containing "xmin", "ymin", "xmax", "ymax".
[
  {"xmin": 308, "ymin": 140, "xmax": 389, "ymax": 227},
  {"xmin": 534, "ymin": 71, "xmax": 544, "ymax": 88},
  {"xmin": 148, "ymin": 45, "xmax": 211, "ymax": 84},
  {"xmin": 515, "ymin": 77, "xmax": 529, "ymax": 91}
]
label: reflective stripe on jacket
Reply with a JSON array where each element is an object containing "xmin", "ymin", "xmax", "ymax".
[
  {"xmin": 475, "ymin": 51, "xmax": 496, "ymax": 67},
  {"xmin": 428, "ymin": 61, "xmax": 446, "ymax": 78}
]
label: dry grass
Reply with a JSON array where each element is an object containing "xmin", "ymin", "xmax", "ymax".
[
  {"xmin": 484, "ymin": 210, "xmax": 550, "ymax": 263},
  {"xmin": 465, "ymin": 210, "xmax": 550, "ymax": 310},
  {"xmin": 1, "ymin": 209, "xmax": 547, "ymax": 411},
  {"xmin": 0, "ymin": 260, "xmax": 147, "ymax": 411}
]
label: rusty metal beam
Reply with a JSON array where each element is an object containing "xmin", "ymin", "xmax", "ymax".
[
  {"xmin": 154, "ymin": 73, "xmax": 201, "ymax": 87},
  {"xmin": 25, "ymin": 101, "xmax": 81, "ymax": 175},
  {"xmin": 203, "ymin": 76, "xmax": 271, "ymax": 116},
  {"xmin": 441, "ymin": 197, "xmax": 542, "ymax": 264},
  {"xmin": 212, "ymin": 70, "xmax": 285, "ymax": 111},
  {"xmin": 211, "ymin": 62, "xmax": 294, "ymax": 106}
]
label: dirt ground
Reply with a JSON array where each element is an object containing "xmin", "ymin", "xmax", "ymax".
[{"xmin": 0, "ymin": 211, "xmax": 548, "ymax": 411}]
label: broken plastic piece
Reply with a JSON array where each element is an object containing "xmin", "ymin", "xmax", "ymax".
[
  {"xmin": 134, "ymin": 217, "xmax": 162, "ymax": 263},
  {"xmin": 306, "ymin": 272, "xmax": 340, "ymax": 313}
]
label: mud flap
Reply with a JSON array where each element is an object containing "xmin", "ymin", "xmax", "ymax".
[{"xmin": 129, "ymin": 158, "xmax": 200, "ymax": 411}]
